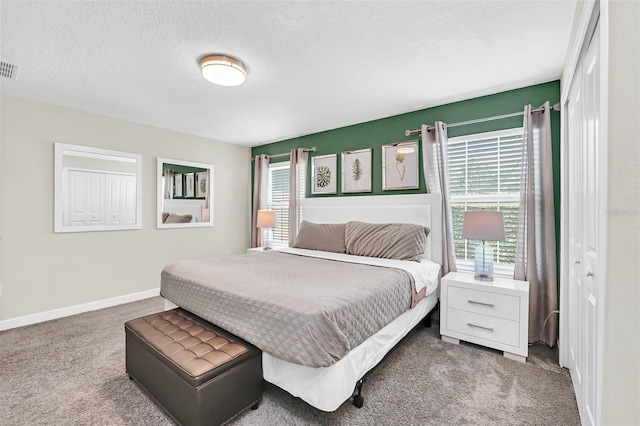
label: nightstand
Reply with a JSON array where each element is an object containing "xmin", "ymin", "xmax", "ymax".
[{"xmin": 440, "ymin": 272, "xmax": 529, "ymax": 363}]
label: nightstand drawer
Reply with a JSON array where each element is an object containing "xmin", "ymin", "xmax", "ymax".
[
  {"xmin": 447, "ymin": 285, "xmax": 520, "ymax": 321},
  {"xmin": 446, "ymin": 308, "xmax": 520, "ymax": 347}
]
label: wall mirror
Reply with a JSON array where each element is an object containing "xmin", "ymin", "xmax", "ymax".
[
  {"xmin": 54, "ymin": 143, "xmax": 142, "ymax": 233},
  {"xmin": 157, "ymin": 157, "xmax": 213, "ymax": 229}
]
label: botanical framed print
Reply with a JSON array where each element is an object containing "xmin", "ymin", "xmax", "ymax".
[
  {"xmin": 185, "ymin": 173, "xmax": 195, "ymax": 197},
  {"xmin": 342, "ymin": 148, "xmax": 372, "ymax": 193},
  {"xmin": 174, "ymin": 174, "xmax": 183, "ymax": 197},
  {"xmin": 382, "ymin": 140, "xmax": 419, "ymax": 190},
  {"xmin": 196, "ymin": 171, "xmax": 207, "ymax": 198},
  {"xmin": 311, "ymin": 154, "xmax": 337, "ymax": 194}
]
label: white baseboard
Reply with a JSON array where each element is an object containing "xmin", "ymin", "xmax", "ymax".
[{"xmin": 0, "ymin": 288, "xmax": 160, "ymax": 331}]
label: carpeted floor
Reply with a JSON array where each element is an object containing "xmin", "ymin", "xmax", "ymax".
[{"xmin": 0, "ymin": 297, "xmax": 580, "ymax": 425}]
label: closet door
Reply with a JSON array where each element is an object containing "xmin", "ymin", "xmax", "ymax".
[
  {"xmin": 66, "ymin": 170, "xmax": 106, "ymax": 226},
  {"xmin": 105, "ymin": 174, "xmax": 137, "ymax": 225},
  {"xmin": 567, "ymin": 68, "xmax": 584, "ymax": 394},
  {"xmin": 566, "ymin": 22, "xmax": 600, "ymax": 426},
  {"xmin": 580, "ymin": 22, "xmax": 600, "ymax": 426}
]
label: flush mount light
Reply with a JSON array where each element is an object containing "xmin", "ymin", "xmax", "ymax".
[
  {"xmin": 200, "ymin": 54, "xmax": 247, "ymax": 87},
  {"xmin": 397, "ymin": 147, "xmax": 415, "ymax": 154}
]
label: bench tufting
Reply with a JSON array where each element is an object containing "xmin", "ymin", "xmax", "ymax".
[{"xmin": 125, "ymin": 309, "xmax": 262, "ymax": 426}]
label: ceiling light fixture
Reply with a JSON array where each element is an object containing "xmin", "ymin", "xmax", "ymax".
[{"xmin": 200, "ymin": 54, "xmax": 247, "ymax": 87}]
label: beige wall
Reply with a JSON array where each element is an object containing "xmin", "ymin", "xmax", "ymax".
[
  {"xmin": 602, "ymin": 1, "xmax": 640, "ymax": 424},
  {"xmin": 0, "ymin": 95, "xmax": 251, "ymax": 320}
]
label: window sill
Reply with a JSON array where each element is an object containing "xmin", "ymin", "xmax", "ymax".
[
  {"xmin": 270, "ymin": 242, "xmax": 289, "ymax": 249},
  {"xmin": 455, "ymin": 260, "xmax": 515, "ymax": 279}
]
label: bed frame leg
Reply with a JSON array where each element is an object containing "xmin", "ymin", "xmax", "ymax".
[
  {"xmin": 423, "ymin": 316, "xmax": 432, "ymax": 328},
  {"xmin": 350, "ymin": 300, "xmax": 440, "ymax": 409},
  {"xmin": 352, "ymin": 378, "xmax": 366, "ymax": 408},
  {"xmin": 423, "ymin": 301, "xmax": 439, "ymax": 328}
]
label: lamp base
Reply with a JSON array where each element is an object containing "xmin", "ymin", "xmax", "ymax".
[
  {"xmin": 262, "ymin": 228, "xmax": 273, "ymax": 251},
  {"xmin": 474, "ymin": 243, "xmax": 494, "ymax": 282},
  {"xmin": 474, "ymin": 274, "xmax": 494, "ymax": 282}
]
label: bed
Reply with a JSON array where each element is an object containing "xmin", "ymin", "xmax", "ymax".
[{"xmin": 161, "ymin": 194, "xmax": 443, "ymax": 412}]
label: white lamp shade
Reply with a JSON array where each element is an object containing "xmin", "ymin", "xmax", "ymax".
[
  {"xmin": 200, "ymin": 55, "xmax": 247, "ymax": 87},
  {"xmin": 462, "ymin": 211, "xmax": 505, "ymax": 241},
  {"xmin": 257, "ymin": 209, "xmax": 278, "ymax": 229}
]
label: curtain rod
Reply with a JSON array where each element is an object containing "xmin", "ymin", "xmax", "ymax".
[
  {"xmin": 404, "ymin": 102, "xmax": 560, "ymax": 136},
  {"xmin": 251, "ymin": 146, "xmax": 317, "ymax": 161}
]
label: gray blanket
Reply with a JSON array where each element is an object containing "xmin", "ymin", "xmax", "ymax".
[{"xmin": 160, "ymin": 251, "xmax": 414, "ymax": 368}]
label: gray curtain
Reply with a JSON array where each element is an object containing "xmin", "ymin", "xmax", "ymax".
[
  {"xmin": 164, "ymin": 169, "xmax": 174, "ymax": 200},
  {"xmin": 288, "ymin": 148, "xmax": 308, "ymax": 246},
  {"xmin": 421, "ymin": 122, "xmax": 457, "ymax": 275},
  {"xmin": 514, "ymin": 101, "xmax": 558, "ymax": 347},
  {"xmin": 251, "ymin": 154, "xmax": 269, "ymax": 248}
]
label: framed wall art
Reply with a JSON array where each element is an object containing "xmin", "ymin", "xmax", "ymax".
[
  {"xmin": 341, "ymin": 148, "xmax": 372, "ymax": 193},
  {"xmin": 311, "ymin": 154, "xmax": 337, "ymax": 194},
  {"xmin": 382, "ymin": 140, "xmax": 419, "ymax": 190},
  {"xmin": 196, "ymin": 171, "xmax": 207, "ymax": 198},
  {"xmin": 185, "ymin": 173, "xmax": 195, "ymax": 197},
  {"xmin": 174, "ymin": 174, "xmax": 183, "ymax": 197}
]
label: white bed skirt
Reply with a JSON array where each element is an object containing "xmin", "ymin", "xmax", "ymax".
[{"xmin": 262, "ymin": 292, "xmax": 439, "ymax": 412}]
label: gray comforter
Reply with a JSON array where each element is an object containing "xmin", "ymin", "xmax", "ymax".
[{"xmin": 160, "ymin": 251, "xmax": 414, "ymax": 368}]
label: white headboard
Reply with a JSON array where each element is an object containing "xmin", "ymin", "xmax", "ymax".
[
  {"xmin": 163, "ymin": 199, "xmax": 204, "ymax": 222},
  {"xmin": 301, "ymin": 193, "xmax": 443, "ymax": 265}
]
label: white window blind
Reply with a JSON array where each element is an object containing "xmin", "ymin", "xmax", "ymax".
[
  {"xmin": 267, "ymin": 162, "xmax": 290, "ymax": 246},
  {"xmin": 448, "ymin": 128, "xmax": 523, "ymax": 268}
]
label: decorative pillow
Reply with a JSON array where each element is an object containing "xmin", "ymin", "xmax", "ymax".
[
  {"xmin": 164, "ymin": 213, "xmax": 193, "ymax": 224},
  {"xmin": 345, "ymin": 221, "xmax": 430, "ymax": 262},
  {"xmin": 293, "ymin": 221, "xmax": 347, "ymax": 253}
]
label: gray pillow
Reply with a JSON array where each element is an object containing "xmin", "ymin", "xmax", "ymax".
[
  {"xmin": 164, "ymin": 214, "xmax": 193, "ymax": 224},
  {"xmin": 293, "ymin": 221, "xmax": 347, "ymax": 253},
  {"xmin": 345, "ymin": 221, "xmax": 430, "ymax": 262}
]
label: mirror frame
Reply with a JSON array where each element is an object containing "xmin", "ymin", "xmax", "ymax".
[
  {"xmin": 157, "ymin": 157, "xmax": 214, "ymax": 229},
  {"xmin": 54, "ymin": 143, "xmax": 143, "ymax": 233}
]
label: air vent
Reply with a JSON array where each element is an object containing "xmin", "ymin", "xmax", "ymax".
[{"xmin": 0, "ymin": 61, "xmax": 20, "ymax": 80}]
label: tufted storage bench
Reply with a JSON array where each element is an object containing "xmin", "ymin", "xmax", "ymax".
[{"xmin": 125, "ymin": 309, "xmax": 262, "ymax": 426}]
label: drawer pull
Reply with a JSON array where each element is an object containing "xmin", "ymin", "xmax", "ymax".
[
  {"xmin": 467, "ymin": 323, "xmax": 494, "ymax": 332},
  {"xmin": 468, "ymin": 300, "xmax": 494, "ymax": 308}
]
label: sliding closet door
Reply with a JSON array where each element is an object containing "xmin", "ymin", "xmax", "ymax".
[
  {"xmin": 581, "ymin": 22, "xmax": 600, "ymax": 426},
  {"xmin": 566, "ymin": 21, "xmax": 601, "ymax": 426},
  {"xmin": 567, "ymin": 67, "xmax": 584, "ymax": 394}
]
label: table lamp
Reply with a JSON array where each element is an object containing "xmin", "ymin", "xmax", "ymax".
[
  {"xmin": 256, "ymin": 209, "xmax": 278, "ymax": 250},
  {"xmin": 462, "ymin": 210, "xmax": 505, "ymax": 281}
]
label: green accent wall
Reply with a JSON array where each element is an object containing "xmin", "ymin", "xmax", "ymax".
[
  {"xmin": 162, "ymin": 163, "xmax": 207, "ymax": 175},
  {"xmin": 252, "ymin": 80, "xmax": 562, "ymax": 277}
]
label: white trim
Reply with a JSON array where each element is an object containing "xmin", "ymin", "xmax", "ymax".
[
  {"xmin": 559, "ymin": 87, "xmax": 571, "ymax": 369},
  {"xmin": 0, "ymin": 288, "xmax": 159, "ymax": 331},
  {"xmin": 561, "ymin": 0, "xmax": 598, "ymax": 105},
  {"xmin": 595, "ymin": 4, "xmax": 608, "ymax": 423}
]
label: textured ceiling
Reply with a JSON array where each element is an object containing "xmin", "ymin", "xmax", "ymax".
[{"xmin": 0, "ymin": 1, "xmax": 576, "ymax": 147}]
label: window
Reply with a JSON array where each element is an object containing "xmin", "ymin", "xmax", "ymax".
[
  {"xmin": 447, "ymin": 128, "xmax": 523, "ymax": 272},
  {"xmin": 267, "ymin": 162, "xmax": 290, "ymax": 246},
  {"xmin": 266, "ymin": 159, "xmax": 306, "ymax": 247}
]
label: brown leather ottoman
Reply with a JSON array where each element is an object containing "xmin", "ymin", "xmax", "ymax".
[{"xmin": 125, "ymin": 309, "xmax": 262, "ymax": 426}]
